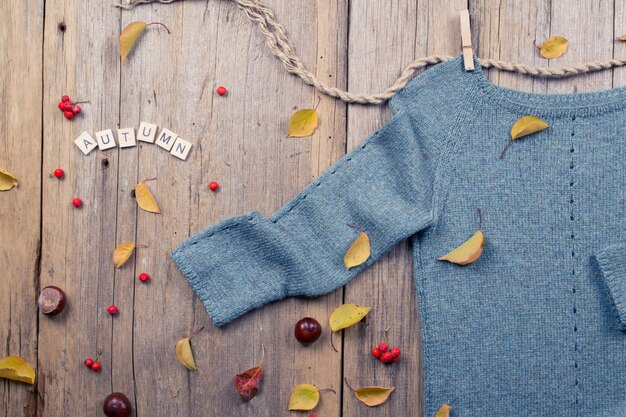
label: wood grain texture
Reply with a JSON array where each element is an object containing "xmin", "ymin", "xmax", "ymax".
[
  {"xmin": 616, "ymin": 0, "xmax": 626, "ymax": 86},
  {"xmin": 118, "ymin": 1, "xmax": 348, "ymax": 416},
  {"xmin": 0, "ymin": 1, "xmax": 43, "ymax": 417},
  {"xmin": 344, "ymin": 3, "xmax": 464, "ymax": 417},
  {"xmin": 1, "ymin": 1, "xmax": 624, "ymax": 417},
  {"xmin": 38, "ymin": 0, "xmax": 122, "ymax": 416},
  {"xmin": 472, "ymin": 0, "xmax": 550, "ymax": 92}
]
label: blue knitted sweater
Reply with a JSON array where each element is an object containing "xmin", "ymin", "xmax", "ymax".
[{"xmin": 172, "ymin": 56, "xmax": 626, "ymax": 417}]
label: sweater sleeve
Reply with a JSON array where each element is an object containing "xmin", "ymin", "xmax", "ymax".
[
  {"xmin": 171, "ymin": 103, "xmax": 443, "ymax": 327},
  {"xmin": 596, "ymin": 244, "xmax": 626, "ymax": 331}
]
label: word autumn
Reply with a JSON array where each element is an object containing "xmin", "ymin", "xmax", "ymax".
[{"xmin": 74, "ymin": 122, "xmax": 192, "ymax": 160}]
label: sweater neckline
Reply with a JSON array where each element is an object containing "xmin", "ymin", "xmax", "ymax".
[{"xmin": 461, "ymin": 55, "xmax": 626, "ymax": 118}]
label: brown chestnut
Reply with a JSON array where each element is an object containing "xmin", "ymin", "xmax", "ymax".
[
  {"xmin": 103, "ymin": 392, "xmax": 132, "ymax": 417},
  {"xmin": 38, "ymin": 286, "xmax": 66, "ymax": 316},
  {"xmin": 294, "ymin": 317, "xmax": 322, "ymax": 345}
]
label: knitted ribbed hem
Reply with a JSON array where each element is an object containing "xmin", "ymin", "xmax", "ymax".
[
  {"xmin": 170, "ymin": 212, "xmax": 273, "ymax": 327},
  {"xmin": 596, "ymin": 244, "xmax": 626, "ymax": 331},
  {"xmin": 170, "ymin": 246, "xmax": 227, "ymax": 325},
  {"xmin": 465, "ymin": 55, "xmax": 626, "ymax": 118}
]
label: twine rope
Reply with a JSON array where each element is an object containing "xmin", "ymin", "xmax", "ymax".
[{"xmin": 115, "ymin": 0, "xmax": 626, "ymax": 104}]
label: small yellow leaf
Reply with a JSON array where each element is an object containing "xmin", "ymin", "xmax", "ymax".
[
  {"xmin": 113, "ymin": 242, "xmax": 136, "ymax": 268},
  {"xmin": 288, "ymin": 384, "xmax": 320, "ymax": 411},
  {"xmin": 539, "ymin": 35, "xmax": 568, "ymax": 59},
  {"xmin": 437, "ymin": 230, "xmax": 485, "ymax": 265},
  {"xmin": 175, "ymin": 337, "xmax": 197, "ymax": 371},
  {"xmin": 354, "ymin": 386, "xmax": 395, "ymax": 407},
  {"xmin": 0, "ymin": 356, "xmax": 35, "ymax": 385},
  {"xmin": 344, "ymin": 231, "xmax": 370, "ymax": 269},
  {"xmin": 120, "ymin": 21, "xmax": 148, "ymax": 62},
  {"xmin": 435, "ymin": 403, "xmax": 451, "ymax": 417},
  {"xmin": 329, "ymin": 303, "xmax": 371, "ymax": 332},
  {"xmin": 618, "ymin": 34, "xmax": 626, "ymax": 41},
  {"xmin": 0, "ymin": 169, "xmax": 19, "ymax": 191},
  {"xmin": 501, "ymin": 116, "xmax": 549, "ymax": 158},
  {"xmin": 135, "ymin": 181, "xmax": 160, "ymax": 213},
  {"xmin": 288, "ymin": 109, "xmax": 318, "ymax": 138},
  {"xmin": 510, "ymin": 115, "xmax": 549, "ymax": 140}
]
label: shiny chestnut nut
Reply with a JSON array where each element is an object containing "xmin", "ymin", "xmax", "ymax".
[
  {"xmin": 294, "ymin": 317, "xmax": 322, "ymax": 345},
  {"xmin": 103, "ymin": 392, "xmax": 132, "ymax": 417},
  {"xmin": 38, "ymin": 286, "xmax": 66, "ymax": 316}
]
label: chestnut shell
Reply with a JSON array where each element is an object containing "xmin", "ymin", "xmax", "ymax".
[
  {"xmin": 294, "ymin": 317, "xmax": 322, "ymax": 345},
  {"xmin": 38, "ymin": 286, "xmax": 66, "ymax": 316},
  {"xmin": 103, "ymin": 392, "xmax": 132, "ymax": 417}
]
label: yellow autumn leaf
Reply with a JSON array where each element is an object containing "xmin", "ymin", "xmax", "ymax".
[
  {"xmin": 501, "ymin": 115, "xmax": 549, "ymax": 158},
  {"xmin": 288, "ymin": 384, "xmax": 320, "ymax": 411},
  {"xmin": 175, "ymin": 337, "xmax": 197, "ymax": 371},
  {"xmin": 0, "ymin": 356, "xmax": 35, "ymax": 385},
  {"xmin": 113, "ymin": 242, "xmax": 135, "ymax": 268},
  {"xmin": 437, "ymin": 208, "xmax": 485, "ymax": 265},
  {"xmin": 0, "ymin": 169, "xmax": 19, "ymax": 191},
  {"xmin": 354, "ymin": 386, "xmax": 395, "ymax": 407},
  {"xmin": 120, "ymin": 21, "xmax": 148, "ymax": 62},
  {"xmin": 437, "ymin": 230, "xmax": 485, "ymax": 265},
  {"xmin": 288, "ymin": 109, "xmax": 318, "ymax": 138},
  {"xmin": 510, "ymin": 115, "xmax": 549, "ymax": 140},
  {"xmin": 618, "ymin": 34, "xmax": 626, "ymax": 41},
  {"xmin": 135, "ymin": 181, "xmax": 160, "ymax": 213},
  {"xmin": 329, "ymin": 303, "xmax": 371, "ymax": 332},
  {"xmin": 344, "ymin": 230, "xmax": 370, "ymax": 269},
  {"xmin": 539, "ymin": 35, "xmax": 568, "ymax": 59},
  {"xmin": 435, "ymin": 403, "xmax": 451, "ymax": 417}
]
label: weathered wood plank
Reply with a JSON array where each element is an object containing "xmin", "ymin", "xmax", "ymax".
[
  {"xmin": 0, "ymin": 1, "xmax": 43, "ymax": 416},
  {"xmin": 472, "ymin": 0, "xmax": 550, "ymax": 92},
  {"xmin": 38, "ymin": 0, "xmax": 122, "ymax": 415},
  {"xmin": 547, "ymin": 1, "xmax": 614, "ymax": 94},
  {"xmin": 120, "ymin": 0, "xmax": 347, "ymax": 416},
  {"xmin": 617, "ymin": 0, "xmax": 626, "ymax": 85},
  {"xmin": 5, "ymin": 1, "xmax": 626, "ymax": 416},
  {"xmin": 475, "ymin": 0, "xmax": 615, "ymax": 94},
  {"xmin": 343, "ymin": 2, "xmax": 464, "ymax": 417}
]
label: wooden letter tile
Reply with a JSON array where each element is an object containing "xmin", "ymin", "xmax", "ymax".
[
  {"xmin": 95, "ymin": 129, "xmax": 117, "ymax": 151},
  {"xmin": 74, "ymin": 131, "xmax": 98, "ymax": 155},
  {"xmin": 118, "ymin": 127, "xmax": 136, "ymax": 148},
  {"xmin": 170, "ymin": 137, "xmax": 192, "ymax": 160},
  {"xmin": 155, "ymin": 128, "xmax": 177, "ymax": 151},
  {"xmin": 137, "ymin": 122, "xmax": 157, "ymax": 143}
]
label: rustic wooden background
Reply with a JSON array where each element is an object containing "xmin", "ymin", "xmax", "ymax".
[{"xmin": 1, "ymin": 0, "xmax": 624, "ymax": 416}]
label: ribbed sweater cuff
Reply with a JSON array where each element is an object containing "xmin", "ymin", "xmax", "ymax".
[
  {"xmin": 596, "ymin": 244, "xmax": 626, "ymax": 331},
  {"xmin": 170, "ymin": 211, "xmax": 285, "ymax": 327}
]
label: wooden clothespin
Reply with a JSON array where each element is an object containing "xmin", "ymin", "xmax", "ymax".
[{"xmin": 459, "ymin": 9, "xmax": 474, "ymax": 70}]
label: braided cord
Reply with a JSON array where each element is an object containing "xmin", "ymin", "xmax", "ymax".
[{"xmin": 115, "ymin": 0, "xmax": 626, "ymax": 104}]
